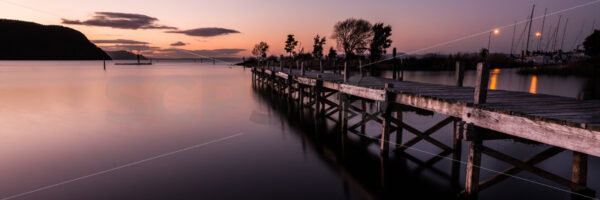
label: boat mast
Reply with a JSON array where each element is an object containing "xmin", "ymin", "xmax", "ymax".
[
  {"xmin": 560, "ymin": 18, "xmax": 569, "ymax": 51},
  {"xmin": 510, "ymin": 21, "xmax": 517, "ymax": 56},
  {"xmin": 525, "ymin": 4, "xmax": 535, "ymax": 55},
  {"xmin": 552, "ymin": 15, "xmax": 562, "ymax": 52},
  {"xmin": 537, "ymin": 8, "xmax": 547, "ymax": 52}
]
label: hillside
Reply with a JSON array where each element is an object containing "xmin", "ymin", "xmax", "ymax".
[{"xmin": 0, "ymin": 19, "xmax": 110, "ymax": 60}]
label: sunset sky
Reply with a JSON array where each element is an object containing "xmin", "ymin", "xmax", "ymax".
[{"xmin": 1, "ymin": 0, "xmax": 599, "ymax": 58}]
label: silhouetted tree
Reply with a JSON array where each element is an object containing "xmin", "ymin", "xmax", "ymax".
[
  {"xmin": 285, "ymin": 34, "xmax": 298, "ymax": 57},
  {"xmin": 583, "ymin": 30, "xmax": 600, "ymax": 57},
  {"xmin": 480, "ymin": 48, "xmax": 489, "ymax": 58},
  {"xmin": 369, "ymin": 23, "xmax": 392, "ymax": 61},
  {"xmin": 327, "ymin": 47, "xmax": 337, "ymax": 60},
  {"xmin": 252, "ymin": 41, "xmax": 269, "ymax": 61},
  {"xmin": 332, "ymin": 18, "xmax": 372, "ymax": 59},
  {"xmin": 312, "ymin": 35, "xmax": 326, "ymax": 59}
]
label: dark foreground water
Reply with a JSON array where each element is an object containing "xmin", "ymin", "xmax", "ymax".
[{"xmin": 0, "ymin": 61, "xmax": 597, "ymax": 200}]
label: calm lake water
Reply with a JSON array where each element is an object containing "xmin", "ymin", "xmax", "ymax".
[{"xmin": 0, "ymin": 61, "xmax": 597, "ymax": 200}]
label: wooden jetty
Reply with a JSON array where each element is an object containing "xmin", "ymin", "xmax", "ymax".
[{"xmin": 250, "ymin": 60, "xmax": 599, "ymax": 199}]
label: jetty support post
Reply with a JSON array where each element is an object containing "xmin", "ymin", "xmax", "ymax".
[
  {"xmin": 301, "ymin": 62, "xmax": 305, "ymax": 76},
  {"xmin": 474, "ymin": 62, "xmax": 489, "ymax": 104},
  {"xmin": 392, "ymin": 48, "xmax": 397, "ymax": 80},
  {"xmin": 572, "ymin": 151, "xmax": 591, "ymax": 198},
  {"xmin": 452, "ymin": 61, "xmax": 465, "ymax": 189},
  {"xmin": 463, "ymin": 62, "xmax": 489, "ymax": 199},
  {"xmin": 463, "ymin": 123, "xmax": 482, "ymax": 199},
  {"xmin": 103, "ymin": 59, "xmax": 106, "ymax": 71},
  {"xmin": 343, "ymin": 62, "xmax": 348, "ymax": 83},
  {"xmin": 280, "ymin": 55, "xmax": 284, "ymax": 71},
  {"xmin": 359, "ymin": 59, "xmax": 363, "ymax": 77},
  {"xmin": 456, "ymin": 61, "xmax": 465, "ymax": 87},
  {"xmin": 380, "ymin": 83, "xmax": 394, "ymax": 155},
  {"xmin": 314, "ymin": 77, "xmax": 322, "ymax": 118},
  {"xmin": 339, "ymin": 93, "xmax": 349, "ymax": 134},
  {"xmin": 320, "ymin": 59, "xmax": 323, "ymax": 73}
]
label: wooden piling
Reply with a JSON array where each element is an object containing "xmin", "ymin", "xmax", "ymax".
[
  {"xmin": 474, "ymin": 62, "xmax": 489, "ymax": 104},
  {"xmin": 343, "ymin": 62, "xmax": 348, "ymax": 83},
  {"xmin": 339, "ymin": 93, "xmax": 349, "ymax": 134},
  {"xmin": 361, "ymin": 100, "xmax": 367, "ymax": 134},
  {"xmin": 280, "ymin": 56, "xmax": 284, "ymax": 71},
  {"xmin": 380, "ymin": 83, "xmax": 394, "ymax": 155},
  {"xmin": 103, "ymin": 59, "xmax": 106, "ymax": 71},
  {"xmin": 301, "ymin": 62, "xmax": 305, "ymax": 76},
  {"xmin": 398, "ymin": 59, "xmax": 404, "ymax": 81},
  {"xmin": 314, "ymin": 80, "xmax": 322, "ymax": 118},
  {"xmin": 359, "ymin": 59, "xmax": 363, "ymax": 77},
  {"xmin": 320, "ymin": 60, "xmax": 323, "ymax": 73},
  {"xmin": 463, "ymin": 123, "xmax": 482, "ymax": 199},
  {"xmin": 456, "ymin": 61, "xmax": 465, "ymax": 87},
  {"xmin": 572, "ymin": 151, "xmax": 588, "ymax": 195}
]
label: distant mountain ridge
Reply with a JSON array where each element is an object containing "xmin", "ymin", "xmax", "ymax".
[{"xmin": 0, "ymin": 19, "xmax": 110, "ymax": 60}]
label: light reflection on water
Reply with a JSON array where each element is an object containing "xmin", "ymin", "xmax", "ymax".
[{"xmin": 0, "ymin": 61, "xmax": 597, "ymax": 200}]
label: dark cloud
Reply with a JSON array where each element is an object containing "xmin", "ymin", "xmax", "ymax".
[
  {"xmin": 166, "ymin": 27, "xmax": 240, "ymax": 37},
  {"xmin": 170, "ymin": 41, "xmax": 187, "ymax": 46},
  {"xmin": 149, "ymin": 48, "xmax": 246, "ymax": 58},
  {"xmin": 92, "ymin": 39, "xmax": 148, "ymax": 44},
  {"xmin": 62, "ymin": 12, "xmax": 176, "ymax": 30}
]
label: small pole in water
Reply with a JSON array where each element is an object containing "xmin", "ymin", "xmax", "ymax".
[
  {"xmin": 213, "ymin": 59, "xmax": 216, "ymax": 65},
  {"xmin": 103, "ymin": 59, "xmax": 106, "ymax": 71},
  {"xmin": 137, "ymin": 54, "xmax": 140, "ymax": 65}
]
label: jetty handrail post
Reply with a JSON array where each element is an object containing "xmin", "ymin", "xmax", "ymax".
[
  {"xmin": 359, "ymin": 59, "xmax": 363, "ymax": 77},
  {"xmin": 474, "ymin": 62, "xmax": 490, "ymax": 104},
  {"xmin": 464, "ymin": 62, "xmax": 489, "ymax": 199},
  {"xmin": 392, "ymin": 47, "xmax": 397, "ymax": 80},
  {"xmin": 301, "ymin": 61, "xmax": 305, "ymax": 76},
  {"xmin": 343, "ymin": 62, "xmax": 348, "ymax": 83},
  {"xmin": 456, "ymin": 61, "xmax": 465, "ymax": 87},
  {"xmin": 452, "ymin": 61, "xmax": 465, "ymax": 191},
  {"xmin": 339, "ymin": 93, "xmax": 349, "ymax": 134},
  {"xmin": 380, "ymin": 83, "xmax": 394, "ymax": 155},
  {"xmin": 399, "ymin": 58, "xmax": 404, "ymax": 81},
  {"xmin": 280, "ymin": 55, "xmax": 283, "ymax": 71},
  {"xmin": 320, "ymin": 59, "xmax": 323, "ymax": 73}
]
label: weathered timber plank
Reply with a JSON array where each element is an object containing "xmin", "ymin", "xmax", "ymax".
[
  {"xmin": 340, "ymin": 84, "xmax": 386, "ymax": 101},
  {"xmin": 461, "ymin": 107, "xmax": 600, "ymax": 157}
]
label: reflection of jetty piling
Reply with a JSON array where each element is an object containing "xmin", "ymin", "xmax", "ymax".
[{"xmin": 251, "ymin": 62, "xmax": 599, "ymax": 199}]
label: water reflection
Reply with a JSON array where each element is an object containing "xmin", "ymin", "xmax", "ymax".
[
  {"xmin": 529, "ymin": 76, "xmax": 538, "ymax": 94},
  {"xmin": 489, "ymin": 68, "xmax": 500, "ymax": 90},
  {"xmin": 251, "ymin": 82, "xmax": 459, "ymax": 200}
]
